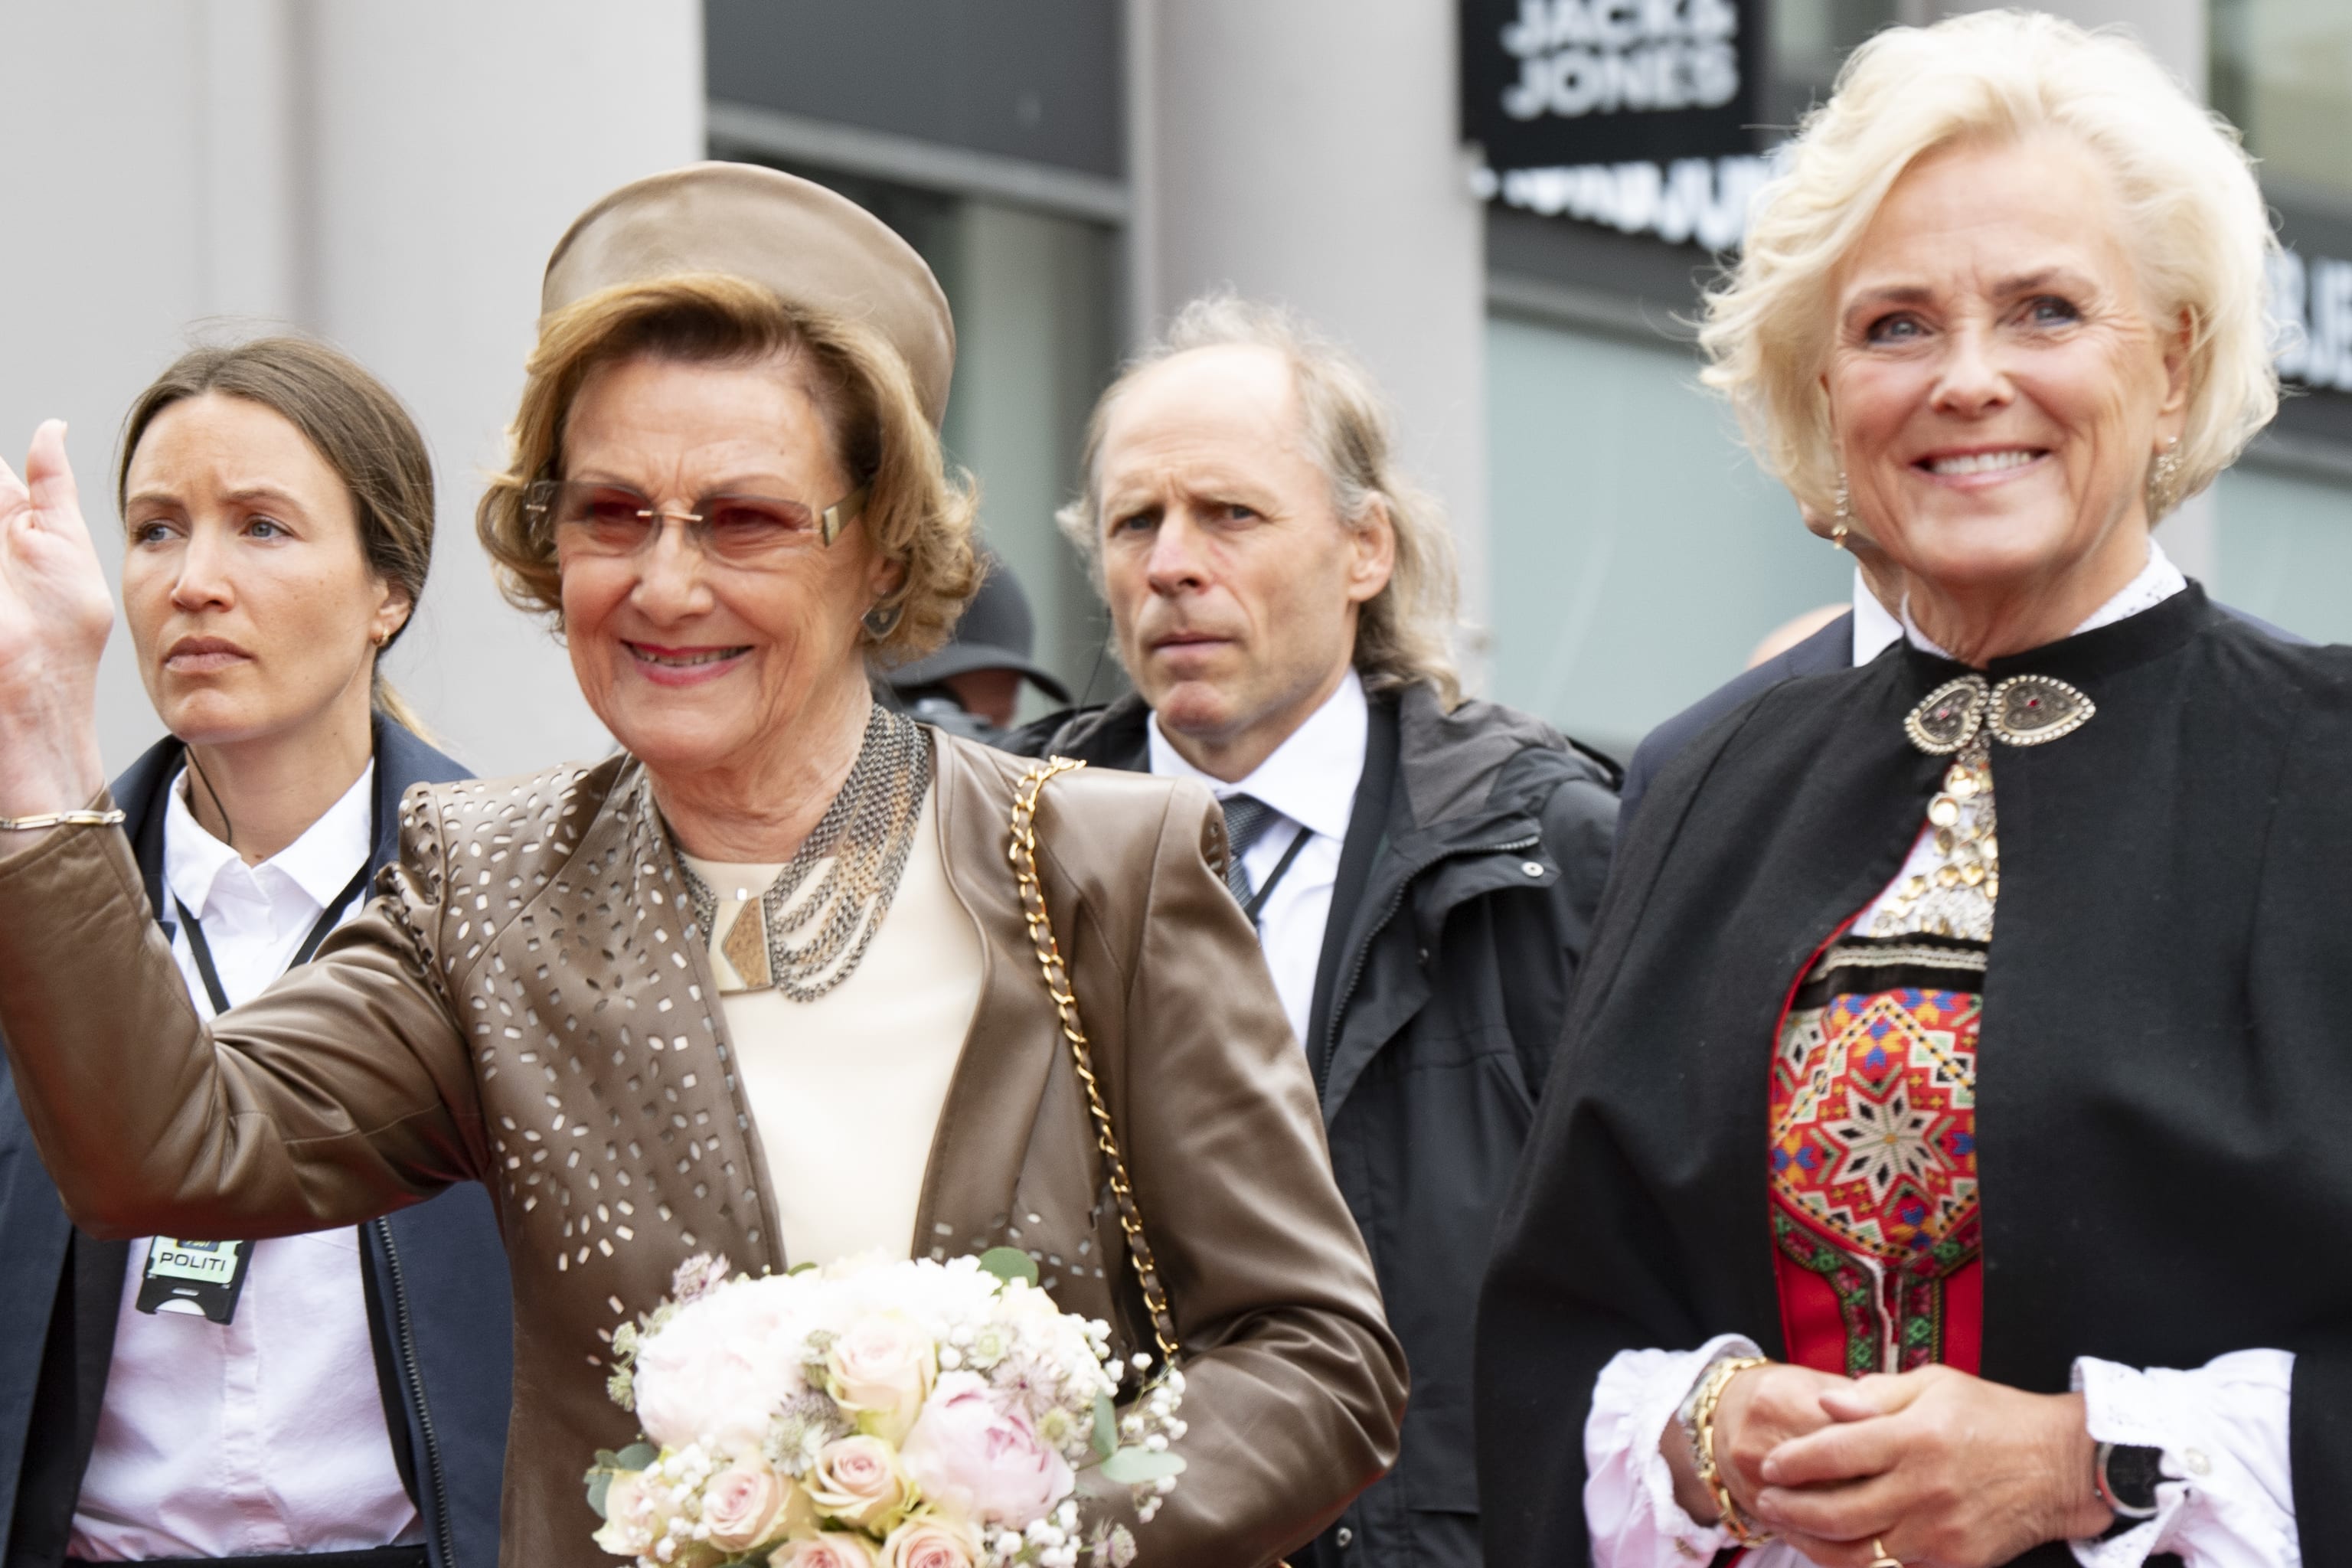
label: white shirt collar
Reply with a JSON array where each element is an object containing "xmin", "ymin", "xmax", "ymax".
[
  {"xmin": 1146, "ymin": 668, "xmax": 1368, "ymax": 843},
  {"xmin": 1851, "ymin": 567, "xmax": 1905, "ymax": 665},
  {"xmin": 164, "ymin": 760, "xmax": 377, "ymax": 920},
  {"xmin": 1897, "ymin": 539, "xmax": 2187, "ymax": 662}
]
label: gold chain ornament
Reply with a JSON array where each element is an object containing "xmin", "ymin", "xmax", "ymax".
[{"xmin": 1007, "ymin": 758, "xmax": 1181, "ymax": 1367}]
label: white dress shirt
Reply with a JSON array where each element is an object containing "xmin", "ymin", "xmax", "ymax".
[
  {"xmin": 71, "ymin": 762, "xmax": 423, "ymax": 1561},
  {"xmin": 1589, "ymin": 545, "xmax": 2298, "ymax": 1567},
  {"xmin": 1147, "ymin": 669, "xmax": 1369, "ymax": 1049}
]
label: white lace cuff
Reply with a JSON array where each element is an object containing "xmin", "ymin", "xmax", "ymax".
[
  {"xmin": 2068, "ymin": 1350, "xmax": 2297, "ymax": 1568},
  {"xmin": 1584, "ymin": 1335, "xmax": 1763, "ymax": 1566}
]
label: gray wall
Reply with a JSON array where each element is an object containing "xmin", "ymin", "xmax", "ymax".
[
  {"xmin": 0, "ymin": 0, "xmax": 704, "ymax": 781},
  {"xmin": 1129, "ymin": 0, "xmax": 1494, "ymax": 663}
]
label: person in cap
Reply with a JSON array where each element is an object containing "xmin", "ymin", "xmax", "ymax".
[
  {"xmin": 884, "ymin": 550, "xmax": 1071, "ymax": 743},
  {"xmin": 0, "ymin": 163, "xmax": 1404, "ymax": 1566}
]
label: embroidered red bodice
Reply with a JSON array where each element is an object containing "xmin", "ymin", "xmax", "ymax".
[{"xmin": 1769, "ymin": 937, "xmax": 1985, "ymax": 1377}]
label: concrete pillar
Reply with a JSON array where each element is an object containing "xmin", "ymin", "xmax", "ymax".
[
  {"xmin": 1, "ymin": 0, "xmax": 286, "ymax": 773},
  {"xmin": 0, "ymin": 0, "xmax": 702, "ymax": 777},
  {"xmin": 1945, "ymin": 0, "xmax": 2220, "ymax": 585},
  {"xmin": 305, "ymin": 2, "xmax": 705, "ymax": 775},
  {"xmin": 1127, "ymin": 0, "xmax": 1494, "ymax": 678}
]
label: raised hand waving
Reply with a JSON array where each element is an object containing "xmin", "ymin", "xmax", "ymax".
[{"xmin": 0, "ymin": 421, "xmax": 115, "ymax": 818}]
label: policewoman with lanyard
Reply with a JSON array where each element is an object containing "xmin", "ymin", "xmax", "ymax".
[{"xmin": 0, "ymin": 339, "xmax": 511, "ymax": 1568}]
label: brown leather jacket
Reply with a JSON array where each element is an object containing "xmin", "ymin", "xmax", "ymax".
[{"xmin": 0, "ymin": 733, "xmax": 1405, "ymax": 1566}]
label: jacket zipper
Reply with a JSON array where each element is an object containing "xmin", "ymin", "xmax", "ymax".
[
  {"xmin": 375, "ymin": 1217, "xmax": 459, "ymax": 1568},
  {"xmin": 1315, "ymin": 831, "xmax": 1541, "ymax": 1097}
]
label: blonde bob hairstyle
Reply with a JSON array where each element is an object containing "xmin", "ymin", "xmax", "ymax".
[
  {"xmin": 477, "ymin": 273, "xmax": 979, "ymax": 662},
  {"xmin": 1699, "ymin": 9, "xmax": 2281, "ymax": 524},
  {"xmin": 1057, "ymin": 293, "xmax": 1463, "ymax": 709}
]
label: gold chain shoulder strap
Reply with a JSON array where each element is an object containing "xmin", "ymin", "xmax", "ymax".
[{"xmin": 1008, "ymin": 757, "xmax": 1181, "ymax": 1365}]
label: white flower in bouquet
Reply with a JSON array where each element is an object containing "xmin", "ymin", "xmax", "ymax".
[
  {"xmin": 636, "ymin": 1276, "xmax": 820, "ymax": 1453},
  {"xmin": 805, "ymin": 1436, "xmax": 914, "ymax": 1530},
  {"xmin": 586, "ymin": 1250, "xmax": 1184, "ymax": 1568},
  {"xmin": 775, "ymin": 1534, "xmax": 881, "ymax": 1568},
  {"xmin": 824, "ymin": 1312, "xmax": 937, "ymax": 1443},
  {"xmin": 701, "ymin": 1455, "xmax": 800, "ymax": 1553},
  {"xmin": 878, "ymin": 1513, "xmax": 983, "ymax": 1568}
]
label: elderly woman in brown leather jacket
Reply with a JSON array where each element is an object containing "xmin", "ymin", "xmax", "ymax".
[{"xmin": 0, "ymin": 165, "xmax": 1405, "ymax": 1568}]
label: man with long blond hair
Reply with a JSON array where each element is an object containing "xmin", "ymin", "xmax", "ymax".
[{"xmin": 1014, "ymin": 293, "xmax": 1619, "ymax": 1568}]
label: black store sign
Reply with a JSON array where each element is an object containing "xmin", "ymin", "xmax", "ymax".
[{"xmin": 1462, "ymin": 0, "xmax": 1762, "ymax": 168}]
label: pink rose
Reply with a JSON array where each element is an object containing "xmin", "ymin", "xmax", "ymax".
[
  {"xmin": 808, "ymin": 1436, "xmax": 913, "ymax": 1529},
  {"xmin": 779, "ymin": 1534, "xmax": 880, "ymax": 1568},
  {"xmin": 897, "ymin": 1371, "xmax": 1075, "ymax": 1529},
  {"xmin": 878, "ymin": 1515, "xmax": 980, "ymax": 1568},
  {"xmin": 701, "ymin": 1456, "xmax": 792, "ymax": 1552},
  {"xmin": 826, "ymin": 1313, "xmax": 936, "ymax": 1442},
  {"xmin": 592, "ymin": 1472, "xmax": 665, "ymax": 1558}
]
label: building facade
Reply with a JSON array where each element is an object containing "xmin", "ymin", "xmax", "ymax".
[
  {"xmin": 707, "ymin": 0, "xmax": 2352, "ymax": 758},
  {"xmin": 1, "ymin": 0, "xmax": 2342, "ymax": 771}
]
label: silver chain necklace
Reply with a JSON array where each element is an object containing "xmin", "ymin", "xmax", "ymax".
[{"xmin": 676, "ymin": 704, "xmax": 933, "ymax": 1001}]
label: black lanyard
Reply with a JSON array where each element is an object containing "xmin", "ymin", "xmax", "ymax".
[
  {"xmin": 174, "ymin": 861, "xmax": 371, "ymax": 1017},
  {"xmin": 1241, "ymin": 823, "xmax": 1314, "ymax": 925}
]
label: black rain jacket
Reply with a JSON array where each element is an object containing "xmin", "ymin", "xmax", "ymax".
[{"xmin": 1013, "ymin": 682, "xmax": 1619, "ymax": 1568}]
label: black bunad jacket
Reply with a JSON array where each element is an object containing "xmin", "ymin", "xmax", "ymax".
[
  {"xmin": 1617, "ymin": 600, "xmax": 2304, "ymax": 833},
  {"xmin": 1478, "ymin": 589, "xmax": 2352, "ymax": 1566},
  {"xmin": 1012, "ymin": 682, "xmax": 1620, "ymax": 1568},
  {"xmin": 0, "ymin": 717, "xmax": 514, "ymax": 1568}
]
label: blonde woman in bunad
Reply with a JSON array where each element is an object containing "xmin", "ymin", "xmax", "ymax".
[
  {"xmin": 0, "ymin": 166, "xmax": 1404, "ymax": 1566},
  {"xmin": 1479, "ymin": 14, "xmax": 2352, "ymax": 1568}
]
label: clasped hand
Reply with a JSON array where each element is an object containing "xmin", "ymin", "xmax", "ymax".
[{"xmin": 1702, "ymin": 1363, "xmax": 2115, "ymax": 1567}]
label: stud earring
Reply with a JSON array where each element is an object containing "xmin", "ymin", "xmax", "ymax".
[
  {"xmin": 1831, "ymin": 472, "xmax": 1853, "ymax": 550},
  {"xmin": 861, "ymin": 601, "xmax": 903, "ymax": 641},
  {"xmin": 2147, "ymin": 439, "xmax": 2185, "ymax": 518}
]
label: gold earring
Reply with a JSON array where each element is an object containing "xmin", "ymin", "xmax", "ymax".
[
  {"xmin": 1831, "ymin": 472, "xmax": 1853, "ymax": 550},
  {"xmin": 2148, "ymin": 439, "xmax": 2185, "ymax": 518}
]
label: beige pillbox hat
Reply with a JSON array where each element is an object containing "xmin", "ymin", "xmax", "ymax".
[{"xmin": 541, "ymin": 162, "xmax": 957, "ymax": 429}]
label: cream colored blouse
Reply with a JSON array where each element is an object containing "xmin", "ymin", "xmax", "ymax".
[{"xmin": 681, "ymin": 784, "xmax": 982, "ymax": 1267}]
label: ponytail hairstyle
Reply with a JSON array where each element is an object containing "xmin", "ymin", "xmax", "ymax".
[{"xmin": 118, "ymin": 337, "xmax": 438, "ymax": 735}]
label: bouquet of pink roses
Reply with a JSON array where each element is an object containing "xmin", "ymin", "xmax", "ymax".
[{"xmin": 586, "ymin": 1251, "xmax": 1186, "ymax": 1568}]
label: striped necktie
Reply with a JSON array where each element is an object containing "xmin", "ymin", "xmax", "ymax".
[{"xmin": 1219, "ymin": 793, "xmax": 1279, "ymax": 903}]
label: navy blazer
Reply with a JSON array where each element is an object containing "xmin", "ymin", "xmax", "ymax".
[{"xmin": 0, "ymin": 716, "xmax": 513, "ymax": 1568}]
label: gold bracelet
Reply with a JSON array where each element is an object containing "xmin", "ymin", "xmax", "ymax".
[
  {"xmin": 1691, "ymin": 1354, "xmax": 1773, "ymax": 1547},
  {"xmin": 0, "ymin": 808, "xmax": 124, "ymax": 831}
]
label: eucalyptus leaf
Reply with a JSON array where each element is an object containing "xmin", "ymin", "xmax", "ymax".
[
  {"xmin": 615, "ymin": 1441, "xmax": 658, "ymax": 1472},
  {"xmin": 978, "ymin": 1246, "xmax": 1040, "ymax": 1287},
  {"xmin": 586, "ymin": 1470, "xmax": 613, "ymax": 1520},
  {"xmin": 1099, "ymin": 1447, "xmax": 1187, "ymax": 1484},
  {"xmin": 1092, "ymin": 1393, "xmax": 1117, "ymax": 1461}
]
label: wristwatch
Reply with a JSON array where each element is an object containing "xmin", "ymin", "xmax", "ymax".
[{"xmin": 2094, "ymin": 1442, "xmax": 2166, "ymax": 1521}]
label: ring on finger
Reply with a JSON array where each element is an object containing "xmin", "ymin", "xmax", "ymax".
[{"xmin": 1870, "ymin": 1540, "xmax": 1902, "ymax": 1568}]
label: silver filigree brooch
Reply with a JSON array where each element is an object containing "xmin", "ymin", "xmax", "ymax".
[{"xmin": 1903, "ymin": 673, "xmax": 2095, "ymax": 756}]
